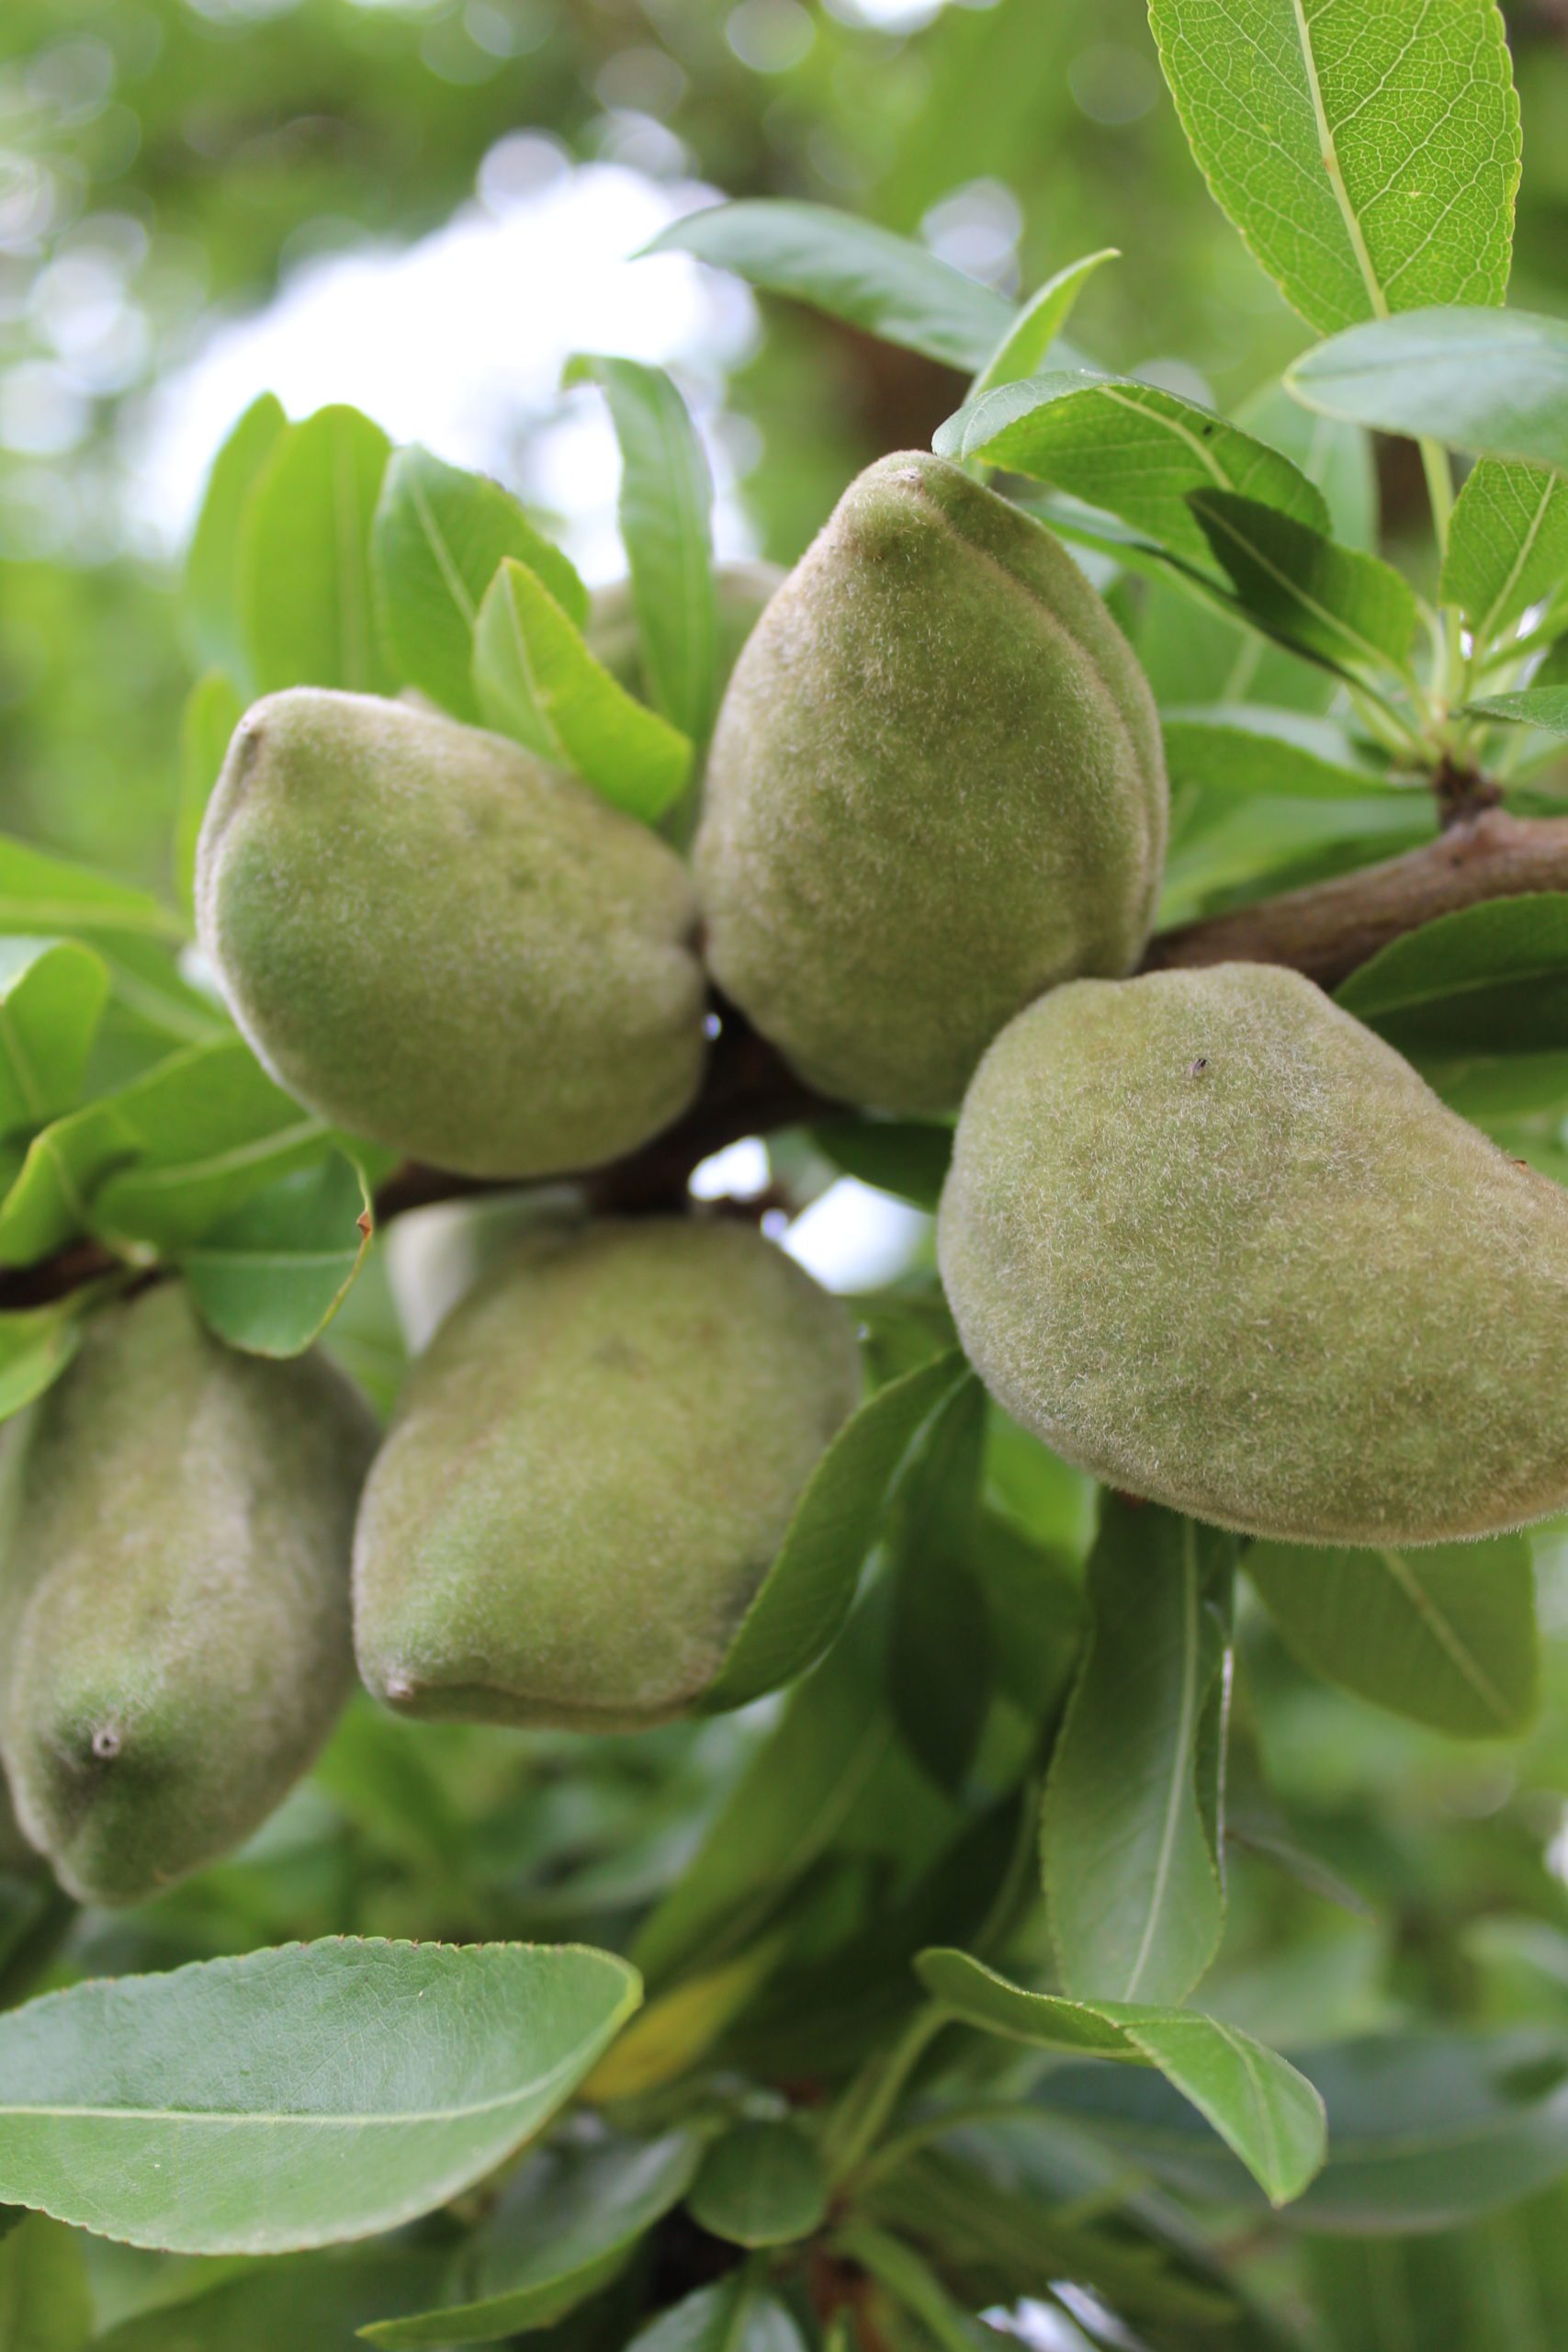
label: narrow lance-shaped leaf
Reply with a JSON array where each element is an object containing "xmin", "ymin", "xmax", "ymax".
[
  {"xmin": 833, "ymin": 2223, "xmax": 988, "ymax": 2352},
  {"xmin": 1289, "ymin": 310, "xmax": 1568, "ymax": 477},
  {"xmin": 1335, "ymin": 896, "xmax": 1568, "ymax": 1054},
  {"xmin": 1441, "ymin": 461, "xmax": 1568, "ymax": 650},
  {"xmin": 1190, "ymin": 491, "xmax": 1418, "ymax": 676},
  {"xmin": 1236, "ymin": 379, "xmax": 1379, "ymax": 552},
  {"xmin": 625, "ymin": 2273, "xmax": 806, "ymax": 2352},
  {"xmin": 183, "ymin": 391, "xmax": 286, "ymax": 691},
  {"xmin": 0, "ymin": 1037, "xmax": 326, "ymax": 1271},
  {"xmin": 1470, "ymin": 686, "xmax": 1568, "ymax": 740},
  {"xmin": 0, "ymin": 1937, "xmax": 640, "ymax": 2256},
  {"xmin": 0, "ymin": 1298, "xmax": 95, "ymax": 1428},
  {"xmin": 85, "ymin": 1036, "xmax": 332, "ymax": 1252},
  {"xmin": 0, "ymin": 2215, "xmax": 92, "ymax": 2352},
  {"xmin": 360, "ymin": 2131, "xmax": 704, "ymax": 2350},
  {"xmin": 809, "ymin": 1118, "xmax": 953, "ymax": 1213},
  {"xmin": 180, "ymin": 1151, "xmax": 375, "ymax": 1359},
  {"xmin": 1041, "ymin": 1498, "xmax": 1234, "ymax": 2007},
  {"xmin": 473, "ymin": 559, "xmax": 692, "ymax": 825},
  {"xmin": 92, "ymin": 2252, "xmax": 452, "ymax": 2352},
  {"xmin": 0, "ymin": 841, "xmax": 217, "ymax": 1062},
  {"xmin": 641, "ymin": 199, "xmax": 1013, "ymax": 371},
  {"xmin": 886, "ymin": 1374, "xmax": 991, "ymax": 1795},
  {"xmin": 569, "ymin": 356, "xmax": 719, "ymax": 742},
  {"xmin": 969, "ymin": 249, "xmax": 1118, "ymax": 398},
  {"xmin": 917, "ymin": 1949, "xmax": 1326, "ymax": 2210},
  {"xmin": 1246, "ymin": 1535, "xmax": 1539, "ymax": 1738},
  {"xmin": 1162, "ymin": 720, "xmax": 1395, "ymax": 803},
  {"xmin": 935, "ymin": 372, "xmax": 1330, "ymax": 567},
  {"xmin": 372, "ymin": 443, "xmax": 587, "ymax": 723},
  {"xmin": 239, "ymin": 404, "xmax": 392, "ymax": 695},
  {"xmin": 0, "ymin": 837, "xmax": 186, "ymax": 947},
  {"xmin": 634, "ymin": 1616, "xmax": 893, "ymax": 1984},
  {"xmin": 1147, "ymin": 0, "xmax": 1520, "ymax": 337},
  {"xmin": 0, "ymin": 938, "xmax": 109, "ymax": 1134},
  {"xmin": 697, "ymin": 1348, "xmax": 971, "ymax": 1715},
  {"xmin": 1040, "ymin": 2026, "xmax": 1568, "ymax": 2234}
]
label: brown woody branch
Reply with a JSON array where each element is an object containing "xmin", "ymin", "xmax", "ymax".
[
  {"xmin": 8, "ymin": 808, "xmax": 1568, "ymax": 1315},
  {"xmin": 1145, "ymin": 807, "xmax": 1568, "ymax": 992}
]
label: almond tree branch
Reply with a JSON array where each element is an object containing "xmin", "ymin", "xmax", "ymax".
[
  {"xmin": 1145, "ymin": 808, "xmax": 1568, "ymax": 992},
  {"xmin": 9, "ymin": 808, "xmax": 1568, "ymax": 1314}
]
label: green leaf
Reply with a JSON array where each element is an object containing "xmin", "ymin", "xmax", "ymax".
[
  {"xmin": 569, "ymin": 356, "xmax": 719, "ymax": 742},
  {"xmin": 918, "ymin": 1950, "xmax": 1326, "ymax": 2209},
  {"xmin": 1041, "ymin": 2028, "xmax": 1568, "ymax": 2233},
  {"xmin": 239, "ymin": 405, "xmax": 392, "ymax": 695},
  {"xmin": 1160, "ymin": 775, "xmax": 1429, "ymax": 933},
  {"xmin": 359, "ymin": 2131, "xmax": 702, "ymax": 2348},
  {"xmin": 1420, "ymin": 1050, "xmax": 1568, "ymax": 1152},
  {"xmin": 0, "ymin": 2213, "xmax": 92, "ymax": 2352},
  {"xmin": 1470, "ymin": 684, "xmax": 1568, "ymax": 738},
  {"xmin": 969, "ymin": 250, "xmax": 1118, "ymax": 398},
  {"xmin": 0, "ymin": 1937, "xmax": 640, "ymax": 2256},
  {"xmin": 0, "ymin": 838, "xmax": 185, "ymax": 949},
  {"xmin": 626, "ymin": 2275, "xmax": 805, "ymax": 2352},
  {"xmin": 1190, "ymin": 491, "xmax": 1417, "ymax": 674},
  {"xmin": 181, "ymin": 1152, "xmax": 374, "ymax": 1357},
  {"xmin": 809, "ymin": 1119, "xmax": 952, "ymax": 1212},
  {"xmin": 833, "ymin": 2223, "xmax": 987, "ymax": 2352},
  {"xmin": 1147, "ymin": 0, "xmax": 1519, "ymax": 337},
  {"xmin": 1251, "ymin": 1538, "xmax": 1540, "ymax": 1739},
  {"xmin": 0, "ymin": 938, "xmax": 109, "ymax": 1134},
  {"xmin": 1441, "ymin": 462, "xmax": 1568, "ymax": 649},
  {"xmin": 1303, "ymin": 2185, "xmax": 1568, "ymax": 2352},
  {"xmin": 887, "ymin": 1375, "xmax": 991, "ymax": 1794},
  {"xmin": 85, "ymin": 1037, "xmax": 328, "ymax": 1251},
  {"xmin": 641, "ymin": 200, "xmax": 1013, "ymax": 372},
  {"xmin": 935, "ymin": 372, "xmax": 1328, "ymax": 566},
  {"xmin": 1289, "ymin": 309, "xmax": 1568, "ymax": 475},
  {"xmin": 473, "ymin": 560, "xmax": 691, "ymax": 824},
  {"xmin": 698, "ymin": 1349, "xmax": 970, "ymax": 1716},
  {"xmin": 1335, "ymin": 895, "xmax": 1568, "ymax": 1052},
  {"xmin": 372, "ymin": 444, "xmax": 587, "ymax": 724},
  {"xmin": 1163, "ymin": 719, "xmax": 1393, "ymax": 803},
  {"xmin": 95, "ymin": 2254, "xmax": 451, "ymax": 2352},
  {"xmin": 1041, "ymin": 1499, "xmax": 1233, "ymax": 2007},
  {"xmin": 634, "ymin": 1620, "xmax": 893, "ymax": 1985},
  {"xmin": 0, "ymin": 1039, "xmax": 328, "ymax": 1268},
  {"xmin": 688, "ymin": 2120, "xmax": 828, "ymax": 2248},
  {"xmin": 857, "ymin": 2147, "xmax": 1239, "ymax": 2336},
  {"xmin": 1236, "ymin": 380, "xmax": 1379, "ymax": 552},
  {"xmin": 0, "ymin": 1299, "xmax": 91, "ymax": 1426},
  {"xmin": 175, "ymin": 671, "xmax": 243, "ymax": 916},
  {"xmin": 183, "ymin": 391, "xmax": 287, "ymax": 691}
]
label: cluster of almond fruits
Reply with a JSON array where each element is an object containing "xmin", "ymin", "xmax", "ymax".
[{"xmin": 2, "ymin": 453, "xmax": 1562, "ymax": 1908}]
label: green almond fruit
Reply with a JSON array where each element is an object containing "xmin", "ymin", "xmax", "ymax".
[
  {"xmin": 0, "ymin": 1285, "xmax": 375, "ymax": 1906},
  {"xmin": 695, "ymin": 452, "xmax": 1167, "ymax": 1114},
  {"xmin": 354, "ymin": 1217, "xmax": 863, "ymax": 1730},
  {"xmin": 196, "ymin": 688, "xmax": 707, "ymax": 1179},
  {"xmin": 938, "ymin": 964, "xmax": 1568, "ymax": 1546}
]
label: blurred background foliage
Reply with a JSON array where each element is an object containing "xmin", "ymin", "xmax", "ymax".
[{"xmin": 4, "ymin": 0, "xmax": 1565, "ymax": 888}]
